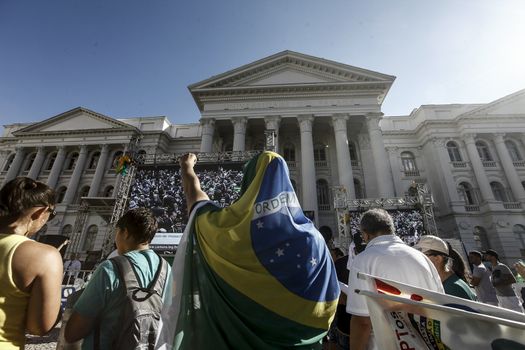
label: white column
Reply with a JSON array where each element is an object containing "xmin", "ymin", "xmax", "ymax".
[
  {"xmin": 332, "ymin": 114, "xmax": 355, "ymax": 199},
  {"xmin": 493, "ymin": 133, "xmax": 525, "ymax": 202},
  {"xmin": 463, "ymin": 134, "xmax": 495, "ymax": 202},
  {"xmin": 63, "ymin": 145, "xmax": 89, "ymax": 204},
  {"xmin": 432, "ymin": 138, "xmax": 461, "ymax": 202},
  {"xmin": 366, "ymin": 113, "xmax": 395, "ymax": 198},
  {"xmin": 4, "ymin": 146, "xmax": 26, "ymax": 184},
  {"xmin": 298, "ymin": 115, "xmax": 318, "ymax": 222},
  {"xmin": 232, "ymin": 117, "xmax": 247, "ymax": 152},
  {"xmin": 27, "ymin": 147, "xmax": 46, "ymax": 180},
  {"xmin": 386, "ymin": 146, "xmax": 402, "ymax": 197},
  {"xmin": 264, "ymin": 116, "xmax": 281, "ymax": 152},
  {"xmin": 199, "ymin": 118, "xmax": 215, "ymax": 153},
  {"xmin": 47, "ymin": 146, "xmax": 67, "ymax": 189},
  {"xmin": 88, "ymin": 144, "xmax": 110, "ymax": 197}
]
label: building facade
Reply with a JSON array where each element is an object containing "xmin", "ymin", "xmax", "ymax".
[{"xmin": 1, "ymin": 51, "xmax": 524, "ymax": 264}]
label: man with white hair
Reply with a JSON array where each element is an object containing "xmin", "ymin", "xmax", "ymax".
[{"xmin": 347, "ymin": 209, "xmax": 444, "ymax": 350}]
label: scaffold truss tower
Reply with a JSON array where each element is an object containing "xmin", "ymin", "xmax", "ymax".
[
  {"xmin": 333, "ymin": 183, "xmax": 437, "ymax": 252},
  {"xmin": 100, "ymin": 136, "xmax": 141, "ymax": 258}
]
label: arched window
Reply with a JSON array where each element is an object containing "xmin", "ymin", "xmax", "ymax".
[
  {"xmin": 23, "ymin": 153, "xmax": 37, "ymax": 171},
  {"xmin": 458, "ymin": 182, "xmax": 477, "ymax": 205},
  {"xmin": 354, "ymin": 178, "xmax": 364, "ymax": 199},
  {"xmin": 111, "ymin": 151, "xmax": 123, "ymax": 168},
  {"xmin": 490, "ymin": 181, "xmax": 507, "ymax": 202},
  {"xmin": 3, "ymin": 153, "xmax": 15, "ymax": 172},
  {"xmin": 475, "ymin": 141, "xmax": 492, "ymax": 161},
  {"xmin": 283, "ymin": 143, "xmax": 296, "ymax": 162},
  {"xmin": 513, "ymin": 224, "xmax": 525, "ymax": 252},
  {"xmin": 45, "ymin": 152, "xmax": 57, "ymax": 171},
  {"xmin": 314, "ymin": 144, "xmax": 327, "ymax": 162},
  {"xmin": 56, "ymin": 186, "xmax": 67, "ymax": 203},
  {"xmin": 83, "ymin": 225, "xmax": 98, "ymax": 251},
  {"xmin": 61, "ymin": 224, "xmax": 73, "ymax": 237},
  {"xmin": 77, "ymin": 186, "xmax": 90, "ymax": 203},
  {"xmin": 316, "ymin": 179, "xmax": 330, "ymax": 210},
  {"xmin": 103, "ymin": 186, "xmax": 114, "ymax": 197},
  {"xmin": 66, "ymin": 152, "xmax": 79, "ymax": 170},
  {"xmin": 401, "ymin": 152, "xmax": 417, "ymax": 172},
  {"xmin": 505, "ymin": 140, "xmax": 522, "ymax": 162},
  {"xmin": 446, "ymin": 141, "xmax": 462, "ymax": 162},
  {"xmin": 88, "ymin": 152, "xmax": 100, "ymax": 169},
  {"xmin": 474, "ymin": 226, "xmax": 490, "ymax": 250}
]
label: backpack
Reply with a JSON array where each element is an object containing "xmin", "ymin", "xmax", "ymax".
[{"xmin": 96, "ymin": 253, "xmax": 168, "ymax": 350}]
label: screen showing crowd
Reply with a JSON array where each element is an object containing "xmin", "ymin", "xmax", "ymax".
[
  {"xmin": 347, "ymin": 209, "xmax": 424, "ymax": 246},
  {"xmin": 129, "ymin": 164, "xmax": 244, "ymax": 233}
]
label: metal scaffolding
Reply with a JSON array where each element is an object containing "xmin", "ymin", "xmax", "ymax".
[
  {"xmin": 100, "ymin": 137, "xmax": 141, "ymax": 258},
  {"xmin": 332, "ymin": 184, "xmax": 437, "ymax": 252}
]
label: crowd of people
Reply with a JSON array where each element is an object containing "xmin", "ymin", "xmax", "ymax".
[
  {"xmin": 1, "ymin": 153, "xmax": 524, "ymax": 349},
  {"xmin": 129, "ymin": 166, "xmax": 243, "ymax": 232},
  {"xmin": 347, "ymin": 209, "xmax": 424, "ymax": 246}
]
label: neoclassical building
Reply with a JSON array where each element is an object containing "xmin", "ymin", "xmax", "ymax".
[{"xmin": 0, "ymin": 51, "xmax": 524, "ymax": 264}]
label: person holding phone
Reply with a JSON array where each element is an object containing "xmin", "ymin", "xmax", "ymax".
[{"xmin": 0, "ymin": 177, "xmax": 63, "ymax": 349}]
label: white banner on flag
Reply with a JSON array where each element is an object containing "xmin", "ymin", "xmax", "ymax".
[
  {"xmin": 358, "ymin": 289, "xmax": 525, "ymax": 350},
  {"xmin": 357, "ymin": 272, "xmax": 525, "ymax": 323}
]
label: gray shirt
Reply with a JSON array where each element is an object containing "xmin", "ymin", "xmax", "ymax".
[
  {"xmin": 491, "ymin": 262, "xmax": 517, "ymax": 297},
  {"xmin": 472, "ymin": 263, "xmax": 498, "ymax": 303}
]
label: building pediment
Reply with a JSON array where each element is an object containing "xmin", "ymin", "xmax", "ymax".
[
  {"xmin": 189, "ymin": 51, "xmax": 395, "ymax": 111},
  {"xmin": 190, "ymin": 50, "xmax": 394, "ymax": 90},
  {"xmin": 459, "ymin": 88, "xmax": 525, "ymax": 118},
  {"xmin": 13, "ymin": 107, "xmax": 137, "ymax": 136}
]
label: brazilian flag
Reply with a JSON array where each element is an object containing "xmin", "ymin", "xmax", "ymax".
[{"xmin": 157, "ymin": 151, "xmax": 340, "ymax": 350}]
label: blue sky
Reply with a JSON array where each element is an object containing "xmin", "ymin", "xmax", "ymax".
[{"xmin": 1, "ymin": 0, "xmax": 524, "ymax": 125}]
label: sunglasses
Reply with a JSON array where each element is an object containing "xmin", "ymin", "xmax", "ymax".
[
  {"xmin": 424, "ymin": 252, "xmax": 444, "ymax": 258},
  {"xmin": 37, "ymin": 206, "xmax": 56, "ymax": 221}
]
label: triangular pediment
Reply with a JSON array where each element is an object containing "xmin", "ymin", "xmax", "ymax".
[
  {"xmin": 189, "ymin": 50, "xmax": 395, "ymax": 90},
  {"xmin": 14, "ymin": 107, "xmax": 136, "ymax": 135},
  {"xmin": 460, "ymin": 89, "xmax": 525, "ymax": 118}
]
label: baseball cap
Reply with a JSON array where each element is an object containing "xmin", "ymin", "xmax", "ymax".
[
  {"xmin": 483, "ymin": 249, "xmax": 499, "ymax": 260},
  {"xmin": 414, "ymin": 235, "xmax": 449, "ymax": 256}
]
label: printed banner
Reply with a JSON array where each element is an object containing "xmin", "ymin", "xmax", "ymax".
[{"xmin": 356, "ymin": 273, "xmax": 525, "ymax": 350}]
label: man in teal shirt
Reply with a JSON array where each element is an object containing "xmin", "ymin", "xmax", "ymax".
[{"xmin": 65, "ymin": 208, "xmax": 172, "ymax": 349}]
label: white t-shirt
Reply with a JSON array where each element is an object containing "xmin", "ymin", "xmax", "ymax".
[
  {"xmin": 347, "ymin": 234, "xmax": 444, "ymax": 317},
  {"xmin": 64, "ymin": 259, "xmax": 82, "ymax": 277}
]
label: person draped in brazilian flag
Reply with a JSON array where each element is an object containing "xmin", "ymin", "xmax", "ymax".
[{"xmin": 156, "ymin": 151, "xmax": 340, "ymax": 350}]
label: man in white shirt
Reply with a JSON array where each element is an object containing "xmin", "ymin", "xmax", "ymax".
[
  {"xmin": 63, "ymin": 253, "xmax": 82, "ymax": 285},
  {"xmin": 347, "ymin": 209, "xmax": 444, "ymax": 350}
]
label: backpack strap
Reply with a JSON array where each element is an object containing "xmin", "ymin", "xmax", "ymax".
[
  {"xmin": 111, "ymin": 252, "xmax": 168, "ymax": 296},
  {"xmin": 111, "ymin": 255, "xmax": 141, "ymax": 291},
  {"xmin": 147, "ymin": 253, "xmax": 169, "ymax": 297}
]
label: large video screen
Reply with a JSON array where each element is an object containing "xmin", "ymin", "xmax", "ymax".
[
  {"xmin": 129, "ymin": 163, "xmax": 244, "ymax": 233},
  {"xmin": 347, "ymin": 209, "xmax": 424, "ymax": 246}
]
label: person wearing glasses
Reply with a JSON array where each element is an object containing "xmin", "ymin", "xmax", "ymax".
[
  {"xmin": 0, "ymin": 177, "xmax": 63, "ymax": 349},
  {"xmin": 414, "ymin": 235, "xmax": 476, "ymax": 301}
]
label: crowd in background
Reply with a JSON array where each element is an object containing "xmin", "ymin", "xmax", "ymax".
[
  {"xmin": 347, "ymin": 209, "xmax": 423, "ymax": 246},
  {"xmin": 129, "ymin": 167, "xmax": 243, "ymax": 232}
]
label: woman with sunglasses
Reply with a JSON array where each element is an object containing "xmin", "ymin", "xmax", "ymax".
[
  {"xmin": 414, "ymin": 235, "xmax": 476, "ymax": 301},
  {"xmin": 0, "ymin": 177, "xmax": 63, "ymax": 349}
]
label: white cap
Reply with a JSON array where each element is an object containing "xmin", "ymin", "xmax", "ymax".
[{"xmin": 413, "ymin": 235, "xmax": 449, "ymax": 256}]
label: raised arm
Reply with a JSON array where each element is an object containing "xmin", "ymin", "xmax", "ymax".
[
  {"xmin": 179, "ymin": 153, "xmax": 209, "ymax": 214},
  {"xmin": 12, "ymin": 241, "xmax": 63, "ymax": 335}
]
